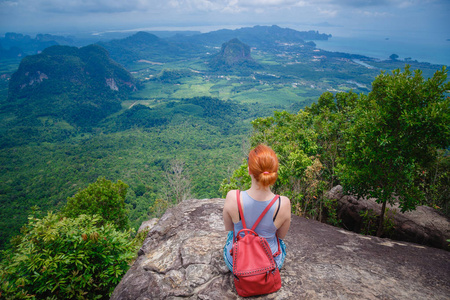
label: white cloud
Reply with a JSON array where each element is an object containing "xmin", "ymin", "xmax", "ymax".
[
  {"xmin": 168, "ymin": 0, "xmax": 224, "ymax": 12},
  {"xmin": 360, "ymin": 10, "xmax": 390, "ymax": 17},
  {"xmin": 2, "ymin": 0, "xmax": 445, "ymax": 16},
  {"xmin": 237, "ymin": 0, "xmax": 300, "ymax": 7},
  {"xmin": 41, "ymin": 0, "xmax": 155, "ymax": 13},
  {"xmin": 318, "ymin": 8, "xmax": 338, "ymax": 17},
  {"xmin": 166, "ymin": 0, "xmax": 303, "ymax": 13},
  {"xmin": 0, "ymin": 0, "xmax": 19, "ymax": 7}
]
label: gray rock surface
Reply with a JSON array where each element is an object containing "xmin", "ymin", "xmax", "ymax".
[
  {"xmin": 138, "ymin": 218, "xmax": 159, "ymax": 233},
  {"xmin": 111, "ymin": 198, "xmax": 450, "ymax": 299},
  {"xmin": 328, "ymin": 185, "xmax": 450, "ymax": 250}
]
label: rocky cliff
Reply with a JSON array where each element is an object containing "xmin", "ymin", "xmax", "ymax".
[
  {"xmin": 209, "ymin": 38, "xmax": 260, "ymax": 72},
  {"xmin": 111, "ymin": 198, "xmax": 450, "ymax": 299},
  {"xmin": 329, "ymin": 185, "xmax": 450, "ymax": 250}
]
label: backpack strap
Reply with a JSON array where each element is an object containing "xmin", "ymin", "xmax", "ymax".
[
  {"xmin": 273, "ymin": 233, "xmax": 282, "ymax": 257},
  {"xmin": 236, "ymin": 190, "xmax": 247, "ymax": 229},
  {"xmin": 250, "ymin": 195, "xmax": 280, "ymax": 231}
]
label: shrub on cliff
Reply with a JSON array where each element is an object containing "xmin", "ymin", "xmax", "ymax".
[
  {"xmin": 0, "ymin": 177, "xmax": 138, "ymax": 299},
  {"xmin": 63, "ymin": 177, "xmax": 129, "ymax": 231},
  {"xmin": 0, "ymin": 213, "xmax": 136, "ymax": 299}
]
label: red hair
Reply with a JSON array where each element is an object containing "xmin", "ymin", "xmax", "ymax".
[{"xmin": 248, "ymin": 144, "xmax": 278, "ymax": 187}]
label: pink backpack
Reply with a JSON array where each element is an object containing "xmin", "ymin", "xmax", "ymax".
[{"xmin": 232, "ymin": 190, "xmax": 281, "ymax": 297}]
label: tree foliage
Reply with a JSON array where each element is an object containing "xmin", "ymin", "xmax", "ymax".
[
  {"xmin": 63, "ymin": 177, "xmax": 129, "ymax": 231},
  {"xmin": 0, "ymin": 213, "xmax": 137, "ymax": 299},
  {"xmin": 0, "ymin": 177, "xmax": 140, "ymax": 299},
  {"xmin": 336, "ymin": 66, "xmax": 450, "ymax": 236},
  {"xmin": 220, "ymin": 106, "xmax": 344, "ymax": 223}
]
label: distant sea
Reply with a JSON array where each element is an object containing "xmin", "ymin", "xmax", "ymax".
[{"xmin": 310, "ymin": 28, "xmax": 450, "ymax": 67}]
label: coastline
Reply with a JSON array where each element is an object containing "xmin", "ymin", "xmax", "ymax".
[{"xmin": 313, "ymin": 36, "xmax": 450, "ymax": 67}]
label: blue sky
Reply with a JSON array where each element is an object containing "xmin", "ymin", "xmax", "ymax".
[{"xmin": 0, "ymin": 0, "xmax": 449, "ymax": 38}]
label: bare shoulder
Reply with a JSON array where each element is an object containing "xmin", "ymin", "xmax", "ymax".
[
  {"xmin": 225, "ymin": 189, "xmax": 238, "ymax": 202},
  {"xmin": 274, "ymin": 195, "xmax": 291, "ymax": 234},
  {"xmin": 279, "ymin": 195, "xmax": 291, "ymax": 216},
  {"xmin": 224, "ymin": 189, "xmax": 240, "ymax": 225},
  {"xmin": 224, "ymin": 189, "xmax": 238, "ymax": 209},
  {"xmin": 279, "ymin": 195, "xmax": 291, "ymax": 208}
]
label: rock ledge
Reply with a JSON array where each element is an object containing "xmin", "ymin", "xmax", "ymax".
[{"xmin": 111, "ymin": 198, "xmax": 450, "ymax": 299}]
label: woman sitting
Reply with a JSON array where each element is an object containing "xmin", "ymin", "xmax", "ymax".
[{"xmin": 223, "ymin": 144, "xmax": 291, "ymax": 271}]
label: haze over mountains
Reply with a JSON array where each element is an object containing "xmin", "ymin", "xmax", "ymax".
[{"xmin": 0, "ymin": 25, "xmax": 328, "ymax": 61}]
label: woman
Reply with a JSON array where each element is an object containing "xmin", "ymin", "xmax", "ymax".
[{"xmin": 223, "ymin": 144, "xmax": 291, "ymax": 272}]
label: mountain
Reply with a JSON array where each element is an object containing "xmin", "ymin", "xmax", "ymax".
[
  {"xmin": 171, "ymin": 25, "xmax": 331, "ymax": 48},
  {"xmin": 98, "ymin": 26, "xmax": 331, "ymax": 68},
  {"xmin": 0, "ymin": 42, "xmax": 22, "ymax": 59},
  {"xmin": 209, "ymin": 38, "xmax": 260, "ymax": 72},
  {"xmin": 98, "ymin": 31, "xmax": 191, "ymax": 66},
  {"xmin": 7, "ymin": 44, "xmax": 138, "ymax": 126}
]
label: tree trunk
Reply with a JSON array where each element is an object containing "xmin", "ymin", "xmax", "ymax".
[
  {"xmin": 319, "ymin": 200, "xmax": 323, "ymax": 222},
  {"xmin": 376, "ymin": 201, "xmax": 387, "ymax": 237}
]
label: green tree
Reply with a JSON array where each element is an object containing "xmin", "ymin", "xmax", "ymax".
[
  {"xmin": 63, "ymin": 177, "xmax": 129, "ymax": 230},
  {"xmin": 0, "ymin": 212, "xmax": 137, "ymax": 299},
  {"xmin": 389, "ymin": 53, "xmax": 399, "ymax": 60},
  {"xmin": 249, "ymin": 111, "xmax": 318, "ymax": 210},
  {"xmin": 337, "ymin": 66, "xmax": 450, "ymax": 236},
  {"xmin": 420, "ymin": 151, "xmax": 450, "ymax": 215},
  {"xmin": 305, "ymin": 91, "xmax": 358, "ymax": 189},
  {"xmin": 220, "ymin": 159, "xmax": 252, "ymax": 196}
]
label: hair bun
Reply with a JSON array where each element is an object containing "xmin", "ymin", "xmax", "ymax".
[{"xmin": 248, "ymin": 144, "xmax": 279, "ymax": 187}]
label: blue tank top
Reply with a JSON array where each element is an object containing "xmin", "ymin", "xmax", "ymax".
[{"xmin": 225, "ymin": 191, "xmax": 280, "ymax": 263}]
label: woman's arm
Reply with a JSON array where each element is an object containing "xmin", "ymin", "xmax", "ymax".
[
  {"xmin": 223, "ymin": 190, "xmax": 237, "ymax": 231},
  {"xmin": 275, "ymin": 196, "xmax": 291, "ymax": 239}
]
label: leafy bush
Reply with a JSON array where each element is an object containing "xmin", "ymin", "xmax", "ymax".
[
  {"xmin": 0, "ymin": 213, "xmax": 137, "ymax": 299},
  {"xmin": 63, "ymin": 177, "xmax": 129, "ymax": 231}
]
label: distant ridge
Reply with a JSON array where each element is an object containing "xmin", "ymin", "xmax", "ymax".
[
  {"xmin": 99, "ymin": 31, "xmax": 184, "ymax": 66},
  {"xmin": 0, "ymin": 32, "xmax": 75, "ymax": 59},
  {"xmin": 172, "ymin": 25, "xmax": 331, "ymax": 48},
  {"xmin": 90, "ymin": 26, "xmax": 331, "ymax": 67}
]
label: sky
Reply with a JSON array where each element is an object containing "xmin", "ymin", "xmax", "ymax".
[{"xmin": 0, "ymin": 0, "xmax": 449, "ymax": 39}]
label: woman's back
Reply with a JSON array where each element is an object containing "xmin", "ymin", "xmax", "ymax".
[
  {"xmin": 222, "ymin": 144, "xmax": 291, "ymax": 272},
  {"xmin": 231, "ymin": 191, "xmax": 280, "ymax": 252}
]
